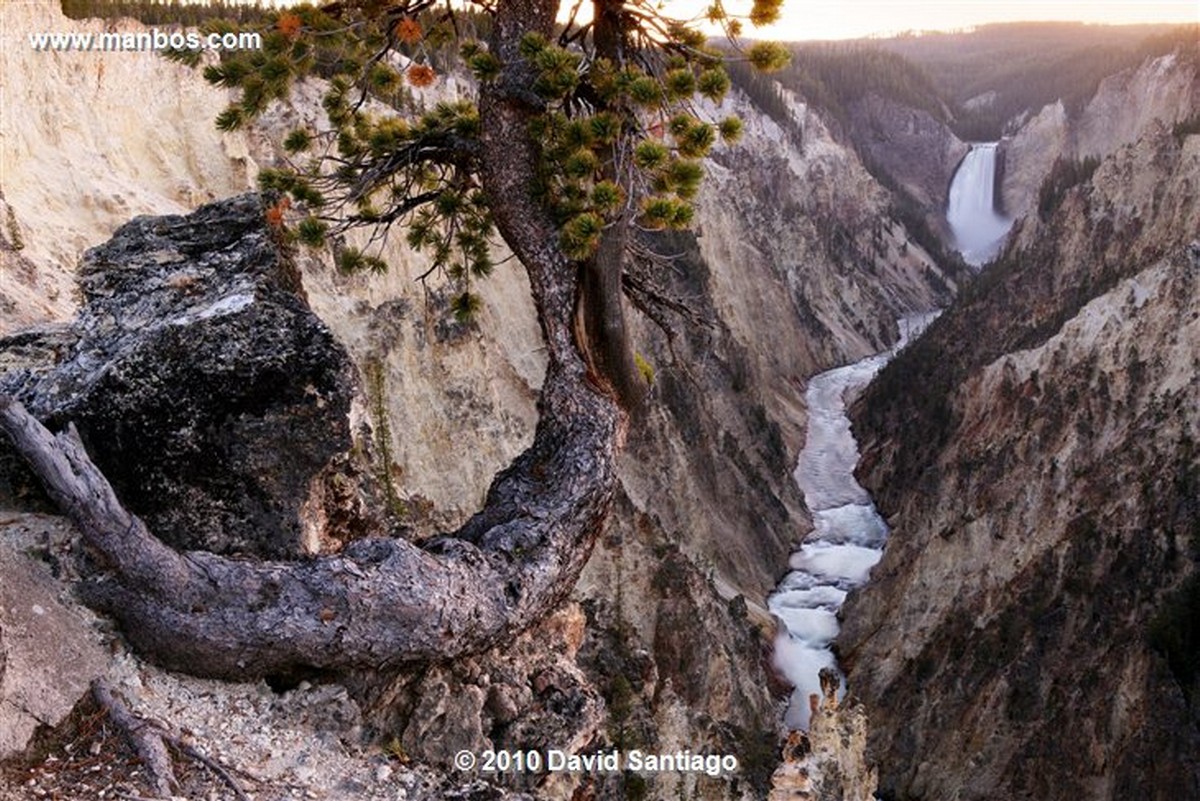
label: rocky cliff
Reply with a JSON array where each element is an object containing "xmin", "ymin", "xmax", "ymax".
[
  {"xmin": 844, "ymin": 93, "xmax": 967, "ymax": 215},
  {"xmin": 841, "ymin": 114, "xmax": 1200, "ymax": 800},
  {"xmin": 0, "ymin": 194, "xmax": 365, "ymax": 557},
  {"xmin": 999, "ymin": 47, "xmax": 1200, "ymax": 220},
  {"xmin": 0, "ymin": 1, "xmax": 255, "ymax": 328}
]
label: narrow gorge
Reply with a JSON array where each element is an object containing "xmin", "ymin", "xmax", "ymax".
[
  {"xmin": 0, "ymin": 4, "xmax": 1197, "ymax": 801},
  {"xmin": 770, "ymin": 314, "xmax": 933, "ymax": 732},
  {"xmin": 840, "ymin": 46, "xmax": 1200, "ymax": 801},
  {"xmin": 766, "ymin": 27, "xmax": 1198, "ymax": 801},
  {"xmin": 766, "ymin": 84, "xmax": 1002, "ymax": 736}
]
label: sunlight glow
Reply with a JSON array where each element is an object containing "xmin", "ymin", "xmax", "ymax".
[
  {"xmin": 726, "ymin": 0, "xmax": 1199, "ymax": 41},
  {"xmin": 270, "ymin": 0, "xmax": 1197, "ymax": 42}
]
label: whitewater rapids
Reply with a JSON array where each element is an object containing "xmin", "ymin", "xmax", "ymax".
[{"xmin": 770, "ymin": 315, "xmax": 935, "ymax": 730}]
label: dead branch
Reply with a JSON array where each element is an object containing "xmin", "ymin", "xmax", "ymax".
[
  {"xmin": 622, "ymin": 241, "xmax": 712, "ymax": 388},
  {"xmin": 623, "ymin": 241, "xmax": 711, "ymax": 333},
  {"xmin": 92, "ymin": 678, "xmax": 252, "ymax": 801}
]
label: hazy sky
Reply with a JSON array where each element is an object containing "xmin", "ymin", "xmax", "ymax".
[
  {"xmin": 264, "ymin": 0, "xmax": 1197, "ymax": 41},
  {"xmin": 744, "ymin": 0, "xmax": 1198, "ymax": 41}
]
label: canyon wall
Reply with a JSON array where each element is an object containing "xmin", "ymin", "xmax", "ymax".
[
  {"xmin": 842, "ymin": 107, "xmax": 1200, "ymax": 800},
  {"xmin": 1000, "ymin": 48, "xmax": 1200, "ymax": 220},
  {"xmin": 844, "ymin": 93, "xmax": 967, "ymax": 214},
  {"xmin": 0, "ymin": 2, "xmax": 255, "ymax": 327}
]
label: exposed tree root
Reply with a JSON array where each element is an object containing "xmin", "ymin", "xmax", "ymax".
[
  {"xmin": 0, "ymin": 149, "xmax": 623, "ymax": 679},
  {"xmin": 91, "ymin": 679, "xmax": 250, "ymax": 801}
]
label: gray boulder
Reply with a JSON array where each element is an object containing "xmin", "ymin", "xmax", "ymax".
[
  {"xmin": 0, "ymin": 516, "xmax": 109, "ymax": 758},
  {"xmin": 0, "ymin": 194, "xmax": 357, "ymax": 557}
]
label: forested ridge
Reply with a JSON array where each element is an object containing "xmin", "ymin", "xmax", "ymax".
[
  {"xmin": 726, "ymin": 43, "xmax": 945, "ymax": 136},
  {"xmin": 877, "ymin": 21, "xmax": 1200, "ymax": 139},
  {"xmin": 62, "ymin": 3, "xmax": 1196, "ymax": 145},
  {"xmin": 61, "ymin": 0, "xmax": 272, "ymax": 25},
  {"xmin": 724, "ymin": 22, "xmax": 1198, "ymax": 143}
]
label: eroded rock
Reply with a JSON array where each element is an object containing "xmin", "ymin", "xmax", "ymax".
[
  {"xmin": 1000, "ymin": 50, "xmax": 1199, "ymax": 220},
  {"xmin": 0, "ymin": 194, "xmax": 360, "ymax": 557},
  {"xmin": 768, "ymin": 669, "xmax": 877, "ymax": 801},
  {"xmin": 845, "ymin": 92, "xmax": 967, "ymax": 212},
  {"xmin": 394, "ymin": 602, "xmax": 605, "ymax": 789}
]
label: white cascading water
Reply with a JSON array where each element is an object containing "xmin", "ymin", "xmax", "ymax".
[
  {"xmin": 947, "ymin": 142, "xmax": 1013, "ymax": 266},
  {"xmin": 769, "ymin": 315, "xmax": 935, "ymax": 730}
]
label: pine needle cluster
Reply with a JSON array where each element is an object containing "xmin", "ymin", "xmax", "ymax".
[{"xmin": 167, "ymin": 0, "xmax": 789, "ymax": 321}]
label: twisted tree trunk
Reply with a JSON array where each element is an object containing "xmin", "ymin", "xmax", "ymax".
[
  {"xmin": 0, "ymin": 0, "xmax": 626, "ymax": 680},
  {"xmin": 0, "ymin": 363, "xmax": 617, "ymax": 678},
  {"xmin": 577, "ymin": 0, "xmax": 649, "ymax": 411}
]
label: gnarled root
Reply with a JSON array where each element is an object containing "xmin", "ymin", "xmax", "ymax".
[{"xmin": 91, "ymin": 679, "xmax": 250, "ymax": 801}]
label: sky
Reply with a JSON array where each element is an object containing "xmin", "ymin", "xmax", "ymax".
[
  {"xmin": 743, "ymin": 0, "xmax": 1199, "ymax": 41},
  {"xmin": 262, "ymin": 0, "xmax": 1198, "ymax": 41}
]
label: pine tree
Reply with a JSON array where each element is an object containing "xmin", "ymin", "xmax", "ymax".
[
  {"xmin": 173, "ymin": 0, "xmax": 787, "ymax": 408},
  {"xmin": 1, "ymin": 0, "xmax": 788, "ymax": 699}
]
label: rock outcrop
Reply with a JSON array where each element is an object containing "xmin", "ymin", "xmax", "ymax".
[
  {"xmin": 386, "ymin": 602, "xmax": 608, "ymax": 799},
  {"xmin": 0, "ymin": 515, "xmax": 109, "ymax": 759},
  {"xmin": 845, "ymin": 93, "xmax": 968, "ymax": 213},
  {"xmin": 0, "ymin": 194, "xmax": 360, "ymax": 557},
  {"xmin": 996, "ymin": 99, "xmax": 1069, "ymax": 216},
  {"xmin": 768, "ymin": 668, "xmax": 877, "ymax": 801},
  {"xmin": 840, "ymin": 120, "xmax": 1200, "ymax": 798},
  {"xmin": 0, "ymin": 190, "xmax": 52, "ymax": 332}
]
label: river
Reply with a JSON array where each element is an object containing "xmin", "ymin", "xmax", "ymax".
[{"xmin": 769, "ymin": 315, "xmax": 935, "ymax": 730}]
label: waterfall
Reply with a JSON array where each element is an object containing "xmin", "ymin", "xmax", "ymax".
[{"xmin": 947, "ymin": 143, "xmax": 1012, "ymax": 266}]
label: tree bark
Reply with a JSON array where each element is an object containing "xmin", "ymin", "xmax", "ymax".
[
  {"xmin": 480, "ymin": 0, "xmax": 646, "ymax": 411},
  {"xmin": 578, "ymin": 213, "xmax": 649, "ymax": 410},
  {"xmin": 576, "ymin": 0, "xmax": 648, "ymax": 411}
]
